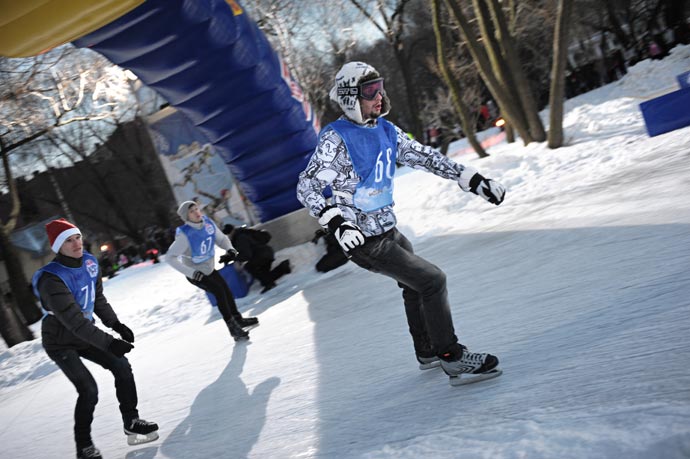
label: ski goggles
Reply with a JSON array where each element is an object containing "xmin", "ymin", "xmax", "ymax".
[{"xmin": 337, "ymin": 78, "xmax": 385, "ymax": 100}]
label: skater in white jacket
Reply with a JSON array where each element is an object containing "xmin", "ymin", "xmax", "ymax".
[
  {"xmin": 166, "ymin": 201, "xmax": 258, "ymax": 341},
  {"xmin": 296, "ymin": 62, "xmax": 506, "ymax": 386}
]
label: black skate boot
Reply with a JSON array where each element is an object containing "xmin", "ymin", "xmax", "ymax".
[
  {"xmin": 124, "ymin": 418, "xmax": 159, "ymax": 445},
  {"xmin": 439, "ymin": 343, "xmax": 502, "ymax": 386},
  {"xmin": 235, "ymin": 316, "xmax": 259, "ymax": 331},
  {"xmin": 414, "ymin": 337, "xmax": 440, "ymax": 370},
  {"xmin": 77, "ymin": 444, "xmax": 102, "ymax": 459},
  {"xmin": 225, "ymin": 318, "xmax": 250, "ymax": 341},
  {"xmin": 416, "ymin": 353, "xmax": 441, "ymax": 370}
]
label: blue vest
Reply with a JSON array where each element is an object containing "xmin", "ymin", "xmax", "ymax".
[
  {"xmin": 176, "ymin": 215, "xmax": 217, "ymax": 263},
  {"xmin": 329, "ymin": 118, "xmax": 398, "ymax": 212},
  {"xmin": 32, "ymin": 252, "xmax": 100, "ymax": 320}
]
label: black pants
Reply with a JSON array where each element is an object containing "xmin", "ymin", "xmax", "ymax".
[
  {"xmin": 348, "ymin": 228, "xmax": 458, "ymax": 356},
  {"xmin": 46, "ymin": 346, "xmax": 139, "ymax": 448},
  {"xmin": 188, "ymin": 270, "xmax": 241, "ymax": 322},
  {"xmin": 244, "ymin": 246, "xmax": 275, "ymax": 287}
]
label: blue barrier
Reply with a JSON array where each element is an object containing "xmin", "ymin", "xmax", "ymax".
[
  {"xmin": 639, "ymin": 86, "xmax": 690, "ymax": 137},
  {"xmin": 206, "ymin": 264, "xmax": 253, "ymax": 305},
  {"xmin": 677, "ymin": 71, "xmax": 690, "ymax": 89}
]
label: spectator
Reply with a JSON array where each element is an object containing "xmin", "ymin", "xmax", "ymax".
[
  {"xmin": 311, "ymin": 229, "xmax": 349, "ymax": 273},
  {"xmin": 222, "ymin": 224, "xmax": 291, "ymax": 293}
]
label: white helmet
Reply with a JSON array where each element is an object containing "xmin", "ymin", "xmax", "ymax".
[{"xmin": 329, "ymin": 61, "xmax": 391, "ymax": 124}]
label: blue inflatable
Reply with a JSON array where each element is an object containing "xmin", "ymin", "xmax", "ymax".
[{"xmin": 74, "ymin": 0, "xmax": 317, "ymax": 221}]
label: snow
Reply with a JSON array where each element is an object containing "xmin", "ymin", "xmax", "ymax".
[{"xmin": 1, "ymin": 46, "xmax": 690, "ymax": 459}]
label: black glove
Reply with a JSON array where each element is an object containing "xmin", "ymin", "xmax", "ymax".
[
  {"xmin": 469, "ymin": 173, "xmax": 506, "ymax": 205},
  {"xmin": 318, "ymin": 206, "xmax": 365, "ymax": 252},
  {"xmin": 219, "ymin": 249, "xmax": 238, "ymax": 265},
  {"xmin": 112, "ymin": 322, "xmax": 134, "ymax": 343},
  {"xmin": 311, "ymin": 229, "xmax": 327, "ymax": 244},
  {"xmin": 109, "ymin": 338, "xmax": 134, "ymax": 358},
  {"xmin": 192, "ymin": 271, "xmax": 206, "ymax": 282}
]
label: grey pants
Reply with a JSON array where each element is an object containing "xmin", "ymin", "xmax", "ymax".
[{"xmin": 348, "ymin": 228, "xmax": 458, "ymax": 356}]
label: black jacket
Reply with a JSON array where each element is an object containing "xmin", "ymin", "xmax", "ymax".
[
  {"xmin": 229, "ymin": 228, "xmax": 273, "ymax": 263},
  {"xmin": 36, "ymin": 253, "xmax": 120, "ymax": 352}
]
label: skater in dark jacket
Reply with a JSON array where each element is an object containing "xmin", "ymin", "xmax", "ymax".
[
  {"xmin": 222, "ymin": 224, "xmax": 291, "ymax": 293},
  {"xmin": 166, "ymin": 201, "xmax": 258, "ymax": 340},
  {"xmin": 31, "ymin": 219, "xmax": 158, "ymax": 459},
  {"xmin": 297, "ymin": 62, "xmax": 506, "ymax": 386},
  {"xmin": 311, "ymin": 229, "xmax": 349, "ymax": 273}
]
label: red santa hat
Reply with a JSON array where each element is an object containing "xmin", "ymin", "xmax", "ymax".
[{"xmin": 46, "ymin": 218, "xmax": 81, "ymax": 253}]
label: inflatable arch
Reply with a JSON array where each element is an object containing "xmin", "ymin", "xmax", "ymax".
[{"xmin": 0, "ymin": 0, "xmax": 318, "ymax": 222}]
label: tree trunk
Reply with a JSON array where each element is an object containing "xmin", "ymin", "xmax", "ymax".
[
  {"xmin": 431, "ymin": 0, "xmax": 488, "ymax": 158},
  {"xmin": 547, "ymin": 0, "xmax": 574, "ymax": 148},
  {"xmin": 485, "ymin": 0, "xmax": 546, "ymax": 141},
  {"xmin": 444, "ymin": 0, "xmax": 533, "ymax": 144},
  {"xmin": 505, "ymin": 122, "xmax": 515, "ymax": 143},
  {"xmin": 0, "ymin": 142, "xmax": 42, "ymax": 325},
  {"xmin": 0, "ymin": 229, "xmax": 42, "ymax": 324},
  {"xmin": 0, "ymin": 283, "xmax": 34, "ymax": 347}
]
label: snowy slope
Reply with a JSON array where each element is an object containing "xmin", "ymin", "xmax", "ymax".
[{"xmin": 1, "ymin": 46, "xmax": 689, "ymax": 459}]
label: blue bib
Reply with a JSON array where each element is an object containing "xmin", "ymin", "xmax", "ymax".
[
  {"xmin": 32, "ymin": 252, "xmax": 100, "ymax": 320},
  {"xmin": 176, "ymin": 215, "xmax": 217, "ymax": 263},
  {"xmin": 329, "ymin": 119, "xmax": 398, "ymax": 211}
]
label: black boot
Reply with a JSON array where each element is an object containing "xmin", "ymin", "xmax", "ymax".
[
  {"xmin": 235, "ymin": 316, "xmax": 259, "ymax": 330},
  {"xmin": 76, "ymin": 445, "xmax": 102, "ymax": 459},
  {"xmin": 260, "ymin": 282, "xmax": 276, "ymax": 294},
  {"xmin": 225, "ymin": 318, "xmax": 249, "ymax": 341},
  {"xmin": 270, "ymin": 260, "xmax": 291, "ymax": 281}
]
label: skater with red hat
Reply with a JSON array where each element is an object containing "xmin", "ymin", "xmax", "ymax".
[{"xmin": 32, "ymin": 218, "xmax": 158, "ymax": 459}]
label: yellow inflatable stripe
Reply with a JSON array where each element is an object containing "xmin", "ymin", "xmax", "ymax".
[
  {"xmin": 0, "ymin": 0, "xmax": 51, "ymax": 27},
  {"xmin": 0, "ymin": 0, "xmax": 144, "ymax": 57}
]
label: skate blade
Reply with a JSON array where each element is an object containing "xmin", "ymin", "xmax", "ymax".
[
  {"xmin": 419, "ymin": 360, "xmax": 441, "ymax": 370},
  {"xmin": 449, "ymin": 368, "xmax": 502, "ymax": 386},
  {"xmin": 241, "ymin": 323, "xmax": 259, "ymax": 332},
  {"xmin": 127, "ymin": 431, "xmax": 159, "ymax": 446}
]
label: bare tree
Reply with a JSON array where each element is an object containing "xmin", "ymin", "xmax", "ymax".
[
  {"xmin": 347, "ymin": 0, "xmax": 427, "ymax": 138},
  {"xmin": 244, "ymin": 0, "xmax": 343, "ymax": 125},
  {"xmin": 0, "ymin": 46, "xmax": 137, "ymax": 346},
  {"xmin": 548, "ymin": 0, "xmax": 575, "ymax": 148},
  {"xmin": 442, "ymin": 0, "xmax": 550, "ymax": 145},
  {"xmin": 430, "ymin": 0, "xmax": 488, "ymax": 157}
]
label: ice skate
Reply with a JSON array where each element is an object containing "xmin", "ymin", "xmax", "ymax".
[
  {"xmin": 225, "ymin": 319, "xmax": 250, "ymax": 341},
  {"xmin": 236, "ymin": 316, "xmax": 259, "ymax": 331},
  {"xmin": 440, "ymin": 344, "xmax": 502, "ymax": 386},
  {"xmin": 416, "ymin": 354, "xmax": 441, "ymax": 370},
  {"xmin": 77, "ymin": 444, "xmax": 102, "ymax": 459},
  {"xmin": 124, "ymin": 418, "xmax": 159, "ymax": 445}
]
